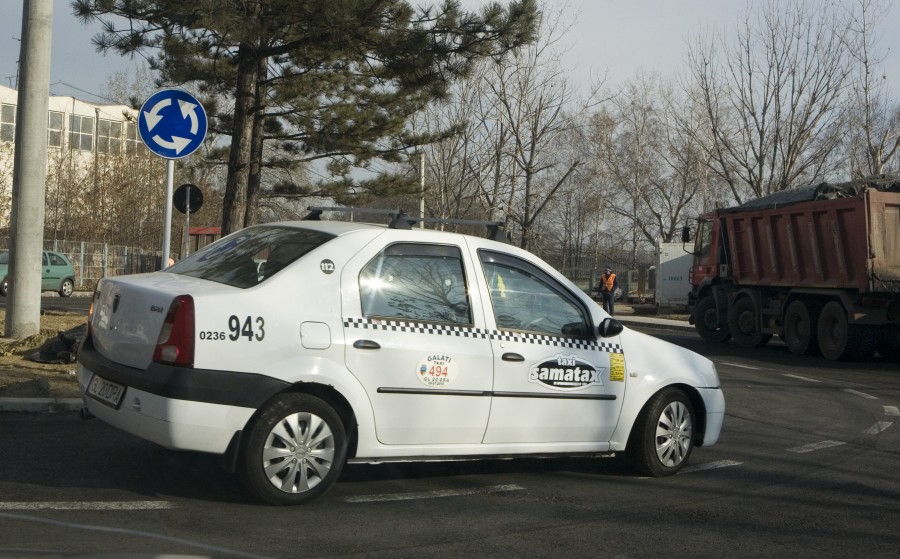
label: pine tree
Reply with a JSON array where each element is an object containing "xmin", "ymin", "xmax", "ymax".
[{"xmin": 72, "ymin": 0, "xmax": 539, "ymax": 233}]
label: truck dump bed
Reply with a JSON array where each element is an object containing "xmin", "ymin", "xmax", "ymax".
[{"xmin": 721, "ymin": 180, "xmax": 900, "ymax": 293}]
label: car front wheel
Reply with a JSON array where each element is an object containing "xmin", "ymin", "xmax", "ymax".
[
  {"xmin": 628, "ymin": 388, "xmax": 695, "ymax": 476},
  {"xmin": 238, "ymin": 393, "xmax": 347, "ymax": 505},
  {"xmin": 59, "ymin": 279, "xmax": 74, "ymax": 297}
]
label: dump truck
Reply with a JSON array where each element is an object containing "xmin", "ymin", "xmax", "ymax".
[{"xmin": 685, "ymin": 177, "xmax": 900, "ymax": 361}]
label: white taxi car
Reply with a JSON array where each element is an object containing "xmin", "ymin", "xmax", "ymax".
[{"xmin": 77, "ymin": 210, "xmax": 724, "ymax": 505}]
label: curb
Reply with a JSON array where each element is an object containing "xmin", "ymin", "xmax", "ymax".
[{"xmin": 0, "ymin": 397, "xmax": 83, "ymax": 413}]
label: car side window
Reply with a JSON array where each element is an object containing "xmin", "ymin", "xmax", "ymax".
[
  {"xmin": 479, "ymin": 250, "xmax": 590, "ymax": 337},
  {"xmin": 359, "ymin": 243, "xmax": 471, "ymax": 325},
  {"xmin": 42, "ymin": 253, "xmax": 49, "ymax": 266},
  {"xmin": 48, "ymin": 253, "xmax": 67, "ymax": 266}
]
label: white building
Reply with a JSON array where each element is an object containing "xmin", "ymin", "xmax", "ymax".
[{"xmin": 0, "ymin": 84, "xmax": 143, "ymax": 225}]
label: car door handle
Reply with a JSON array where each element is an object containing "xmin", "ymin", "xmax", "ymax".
[
  {"xmin": 353, "ymin": 339, "xmax": 381, "ymax": 350},
  {"xmin": 502, "ymin": 352, "xmax": 525, "ymax": 362}
]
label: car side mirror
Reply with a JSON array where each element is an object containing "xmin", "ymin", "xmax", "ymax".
[
  {"xmin": 681, "ymin": 225, "xmax": 692, "ymax": 243},
  {"xmin": 598, "ymin": 317, "xmax": 624, "ymax": 338}
]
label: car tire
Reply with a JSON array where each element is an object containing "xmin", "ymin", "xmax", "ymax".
[
  {"xmin": 0, "ymin": 277, "xmax": 7, "ymax": 297},
  {"xmin": 728, "ymin": 296, "xmax": 769, "ymax": 348},
  {"xmin": 783, "ymin": 300, "xmax": 819, "ymax": 355},
  {"xmin": 238, "ymin": 393, "xmax": 347, "ymax": 505},
  {"xmin": 693, "ymin": 296, "xmax": 731, "ymax": 343},
  {"xmin": 627, "ymin": 387, "xmax": 695, "ymax": 477},
  {"xmin": 59, "ymin": 279, "xmax": 74, "ymax": 298}
]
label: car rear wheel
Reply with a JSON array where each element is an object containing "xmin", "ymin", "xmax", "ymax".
[
  {"xmin": 59, "ymin": 279, "xmax": 74, "ymax": 297},
  {"xmin": 628, "ymin": 388, "xmax": 695, "ymax": 476},
  {"xmin": 238, "ymin": 393, "xmax": 347, "ymax": 505}
]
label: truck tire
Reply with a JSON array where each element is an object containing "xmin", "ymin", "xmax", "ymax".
[
  {"xmin": 728, "ymin": 296, "xmax": 770, "ymax": 348},
  {"xmin": 817, "ymin": 301, "xmax": 877, "ymax": 361},
  {"xmin": 784, "ymin": 300, "xmax": 819, "ymax": 355},
  {"xmin": 693, "ymin": 296, "xmax": 731, "ymax": 343}
]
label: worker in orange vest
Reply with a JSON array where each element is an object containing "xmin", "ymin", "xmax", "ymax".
[{"xmin": 597, "ymin": 266, "xmax": 619, "ymax": 316}]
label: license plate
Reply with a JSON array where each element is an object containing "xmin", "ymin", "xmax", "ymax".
[{"xmin": 87, "ymin": 374, "xmax": 126, "ymax": 408}]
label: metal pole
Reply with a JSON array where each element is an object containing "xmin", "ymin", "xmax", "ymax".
[
  {"xmin": 5, "ymin": 0, "xmax": 53, "ymax": 338},
  {"xmin": 162, "ymin": 159, "xmax": 174, "ymax": 268},
  {"xmin": 185, "ymin": 185, "xmax": 191, "ymax": 257}
]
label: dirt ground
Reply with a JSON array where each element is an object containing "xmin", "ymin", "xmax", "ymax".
[{"xmin": 0, "ymin": 310, "xmax": 88, "ymax": 399}]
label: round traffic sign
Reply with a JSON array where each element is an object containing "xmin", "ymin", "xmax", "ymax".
[
  {"xmin": 138, "ymin": 89, "xmax": 208, "ymax": 159},
  {"xmin": 174, "ymin": 184, "xmax": 203, "ymax": 214}
]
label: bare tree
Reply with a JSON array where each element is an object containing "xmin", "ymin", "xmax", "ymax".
[
  {"xmin": 844, "ymin": 0, "xmax": 900, "ymax": 177},
  {"xmin": 685, "ymin": 1, "xmax": 853, "ymax": 204}
]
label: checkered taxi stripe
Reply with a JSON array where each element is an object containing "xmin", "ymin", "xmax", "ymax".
[{"xmin": 343, "ymin": 317, "xmax": 623, "ymax": 353}]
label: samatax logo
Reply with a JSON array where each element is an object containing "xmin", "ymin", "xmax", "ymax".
[{"xmin": 529, "ymin": 354, "xmax": 603, "ymax": 391}]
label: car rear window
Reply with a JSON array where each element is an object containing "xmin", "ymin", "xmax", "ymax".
[{"xmin": 168, "ymin": 226, "xmax": 335, "ymax": 288}]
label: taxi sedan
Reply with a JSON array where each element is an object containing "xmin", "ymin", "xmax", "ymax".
[{"xmin": 77, "ymin": 213, "xmax": 724, "ymax": 505}]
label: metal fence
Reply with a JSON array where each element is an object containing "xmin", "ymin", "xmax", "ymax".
[{"xmin": 45, "ymin": 240, "xmax": 163, "ymax": 291}]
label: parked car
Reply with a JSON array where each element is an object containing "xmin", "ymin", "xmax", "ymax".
[
  {"xmin": 77, "ymin": 210, "xmax": 724, "ymax": 505},
  {"xmin": 0, "ymin": 249, "xmax": 76, "ymax": 297}
]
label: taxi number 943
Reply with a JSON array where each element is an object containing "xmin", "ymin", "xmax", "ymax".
[{"xmin": 199, "ymin": 315, "xmax": 265, "ymax": 341}]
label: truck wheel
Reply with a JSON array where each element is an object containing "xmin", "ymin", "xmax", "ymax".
[
  {"xmin": 627, "ymin": 387, "xmax": 695, "ymax": 477},
  {"xmin": 817, "ymin": 302, "xmax": 877, "ymax": 361},
  {"xmin": 694, "ymin": 296, "xmax": 731, "ymax": 343},
  {"xmin": 728, "ymin": 297, "xmax": 769, "ymax": 348},
  {"xmin": 784, "ymin": 300, "xmax": 819, "ymax": 355},
  {"xmin": 238, "ymin": 393, "xmax": 347, "ymax": 505}
]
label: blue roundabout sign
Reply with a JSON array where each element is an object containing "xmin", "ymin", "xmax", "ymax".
[{"xmin": 138, "ymin": 89, "xmax": 208, "ymax": 159}]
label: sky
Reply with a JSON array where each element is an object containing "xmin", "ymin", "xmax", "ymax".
[{"xmin": 1, "ymin": 0, "xmax": 899, "ymax": 105}]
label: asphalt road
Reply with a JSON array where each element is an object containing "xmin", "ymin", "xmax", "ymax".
[
  {"xmin": 0, "ymin": 294, "xmax": 92, "ymax": 314},
  {"xmin": 1, "ymin": 326, "xmax": 898, "ymax": 558}
]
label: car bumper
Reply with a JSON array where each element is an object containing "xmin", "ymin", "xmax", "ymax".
[
  {"xmin": 697, "ymin": 387, "xmax": 725, "ymax": 446},
  {"xmin": 78, "ymin": 365, "xmax": 254, "ymax": 453}
]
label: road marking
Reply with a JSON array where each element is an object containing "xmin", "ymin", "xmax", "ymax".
[
  {"xmin": 0, "ymin": 501, "xmax": 173, "ymax": 510},
  {"xmin": 345, "ymin": 484, "xmax": 524, "ymax": 503},
  {"xmin": 863, "ymin": 421, "xmax": 893, "ymax": 435},
  {"xmin": 884, "ymin": 406, "xmax": 900, "ymax": 417},
  {"xmin": 782, "ymin": 374, "xmax": 821, "ymax": 383},
  {"xmin": 787, "ymin": 440, "xmax": 846, "ymax": 453},
  {"xmin": 719, "ymin": 362, "xmax": 760, "ymax": 370},
  {"xmin": 680, "ymin": 460, "xmax": 742, "ymax": 473},
  {"xmin": 842, "ymin": 388, "xmax": 878, "ymax": 400},
  {"xmin": 0, "ymin": 512, "xmax": 270, "ymax": 559}
]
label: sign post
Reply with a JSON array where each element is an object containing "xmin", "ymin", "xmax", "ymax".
[{"xmin": 138, "ymin": 89, "xmax": 208, "ymax": 267}]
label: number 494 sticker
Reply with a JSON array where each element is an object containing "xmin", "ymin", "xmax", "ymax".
[{"xmin": 199, "ymin": 315, "xmax": 266, "ymax": 341}]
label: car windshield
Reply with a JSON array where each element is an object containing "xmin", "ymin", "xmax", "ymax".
[{"xmin": 168, "ymin": 225, "xmax": 335, "ymax": 288}]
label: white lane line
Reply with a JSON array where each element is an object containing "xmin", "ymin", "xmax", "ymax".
[
  {"xmin": 884, "ymin": 406, "xmax": 900, "ymax": 417},
  {"xmin": 0, "ymin": 501, "xmax": 173, "ymax": 511},
  {"xmin": 787, "ymin": 440, "xmax": 846, "ymax": 453},
  {"xmin": 346, "ymin": 484, "xmax": 524, "ymax": 503},
  {"xmin": 842, "ymin": 388, "xmax": 878, "ymax": 400},
  {"xmin": 782, "ymin": 374, "xmax": 822, "ymax": 383},
  {"xmin": 680, "ymin": 460, "xmax": 742, "ymax": 474},
  {"xmin": 719, "ymin": 362, "xmax": 760, "ymax": 370},
  {"xmin": 863, "ymin": 421, "xmax": 894, "ymax": 435}
]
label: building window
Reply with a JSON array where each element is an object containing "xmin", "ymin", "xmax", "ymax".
[
  {"xmin": 1, "ymin": 103, "xmax": 16, "ymax": 143},
  {"xmin": 48, "ymin": 110, "xmax": 63, "ymax": 147},
  {"xmin": 125, "ymin": 121, "xmax": 141, "ymax": 154},
  {"xmin": 97, "ymin": 119, "xmax": 122, "ymax": 153},
  {"xmin": 68, "ymin": 114, "xmax": 94, "ymax": 151}
]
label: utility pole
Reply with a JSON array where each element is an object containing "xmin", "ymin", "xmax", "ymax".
[{"xmin": 5, "ymin": 0, "xmax": 53, "ymax": 339}]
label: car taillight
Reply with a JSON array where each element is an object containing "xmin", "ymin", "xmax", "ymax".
[{"xmin": 153, "ymin": 295, "xmax": 195, "ymax": 367}]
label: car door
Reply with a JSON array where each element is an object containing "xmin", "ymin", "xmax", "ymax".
[
  {"xmin": 476, "ymin": 249, "xmax": 626, "ymax": 445},
  {"xmin": 42, "ymin": 252, "xmax": 68, "ymax": 290},
  {"xmin": 342, "ymin": 237, "xmax": 494, "ymax": 446}
]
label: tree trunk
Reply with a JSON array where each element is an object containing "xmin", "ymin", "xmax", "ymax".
[
  {"xmin": 244, "ymin": 54, "xmax": 267, "ymax": 227},
  {"xmin": 221, "ymin": 42, "xmax": 259, "ymax": 235}
]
